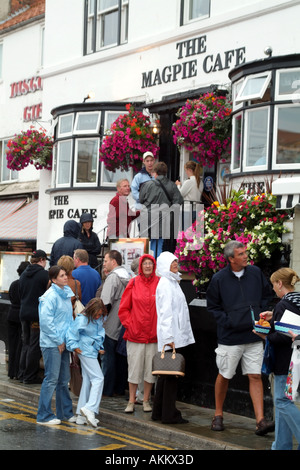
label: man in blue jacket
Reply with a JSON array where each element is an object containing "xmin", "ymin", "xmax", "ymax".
[
  {"xmin": 207, "ymin": 240, "xmax": 274, "ymax": 436},
  {"xmin": 72, "ymin": 249, "xmax": 101, "ymax": 305}
]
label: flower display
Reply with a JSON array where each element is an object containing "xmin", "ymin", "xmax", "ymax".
[
  {"xmin": 172, "ymin": 92, "xmax": 232, "ymax": 168},
  {"xmin": 6, "ymin": 127, "xmax": 53, "ymax": 171},
  {"xmin": 175, "ymin": 190, "xmax": 291, "ymax": 289},
  {"xmin": 99, "ymin": 104, "xmax": 159, "ymax": 172}
]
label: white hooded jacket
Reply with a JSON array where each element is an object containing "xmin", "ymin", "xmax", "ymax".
[{"xmin": 155, "ymin": 252, "xmax": 195, "ymax": 352}]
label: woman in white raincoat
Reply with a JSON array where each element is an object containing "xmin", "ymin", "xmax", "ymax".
[{"xmin": 152, "ymin": 251, "xmax": 195, "ymax": 424}]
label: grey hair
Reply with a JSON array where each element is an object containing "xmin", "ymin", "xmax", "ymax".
[{"xmin": 224, "ymin": 241, "xmax": 245, "ymax": 261}]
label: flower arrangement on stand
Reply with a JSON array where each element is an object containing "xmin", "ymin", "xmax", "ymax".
[
  {"xmin": 6, "ymin": 127, "xmax": 53, "ymax": 171},
  {"xmin": 172, "ymin": 92, "xmax": 232, "ymax": 168},
  {"xmin": 175, "ymin": 190, "xmax": 291, "ymax": 291},
  {"xmin": 99, "ymin": 104, "xmax": 159, "ymax": 172}
]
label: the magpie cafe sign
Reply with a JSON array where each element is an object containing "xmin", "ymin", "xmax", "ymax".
[
  {"xmin": 141, "ymin": 35, "xmax": 246, "ymax": 88},
  {"xmin": 9, "ymin": 75, "xmax": 43, "ymax": 122}
]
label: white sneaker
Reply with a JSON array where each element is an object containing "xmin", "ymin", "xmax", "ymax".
[
  {"xmin": 125, "ymin": 401, "xmax": 135, "ymax": 413},
  {"xmin": 76, "ymin": 414, "xmax": 87, "ymax": 425},
  {"xmin": 68, "ymin": 416, "xmax": 77, "ymax": 423},
  {"xmin": 143, "ymin": 401, "xmax": 152, "ymax": 412},
  {"xmin": 37, "ymin": 418, "xmax": 61, "ymax": 425},
  {"xmin": 80, "ymin": 406, "xmax": 98, "ymax": 428}
]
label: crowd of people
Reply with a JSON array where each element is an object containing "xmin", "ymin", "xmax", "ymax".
[{"xmin": 5, "ymin": 154, "xmax": 300, "ymax": 449}]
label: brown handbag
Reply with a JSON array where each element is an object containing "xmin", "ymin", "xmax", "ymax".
[
  {"xmin": 152, "ymin": 345, "xmax": 185, "ymax": 377},
  {"xmin": 69, "ymin": 352, "xmax": 82, "ymax": 396}
]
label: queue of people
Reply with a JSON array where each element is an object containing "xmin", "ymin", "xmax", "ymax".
[{"xmin": 5, "ymin": 162, "xmax": 300, "ymax": 449}]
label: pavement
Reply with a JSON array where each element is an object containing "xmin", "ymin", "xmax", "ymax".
[{"xmin": 0, "ymin": 364, "xmax": 280, "ymax": 451}]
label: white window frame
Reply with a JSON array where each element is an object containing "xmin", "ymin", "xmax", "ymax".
[
  {"xmin": 230, "ymin": 112, "xmax": 243, "ymax": 174},
  {"xmin": 1, "ymin": 139, "xmax": 18, "ymax": 183},
  {"xmin": 272, "ymin": 104, "xmax": 300, "ymax": 170},
  {"xmin": 242, "ymin": 107, "xmax": 269, "ymax": 172},
  {"xmin": 74, "ymin": 111, "xmax": 101, "ymax": 134},
  {"xmin": 275, "ymin": 68, "xmax": 300, "ymax": 102},
  {"xmin": 236, "ymin": 71, "xmax": 272, "ymax": 103},
  {"xmin": 55, "ymin": 139, "xmax": 73, "ymax": 187},
  {"xmin": 182, "ymin": 0, "xmax": 210, "ymax": 25},
  {"xmin": 57, "ymin": 114, "xmax": 74, "ymax": 137},
  {"xmin": 73, "ymin": 137, "xmax": 100, "ymax": 188},
  {"xmin": 232, "ymin": 78, "xmax": 244, "ymax": 111}
]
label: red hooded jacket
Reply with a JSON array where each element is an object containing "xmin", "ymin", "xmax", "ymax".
[{"xmin": 118, "ymin": 254, "xmax": 159, "ymax": 343}]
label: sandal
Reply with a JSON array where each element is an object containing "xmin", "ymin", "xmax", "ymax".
[{"xmin": 211, "ymin": 415, "xmax": 224, "ymax": 431}]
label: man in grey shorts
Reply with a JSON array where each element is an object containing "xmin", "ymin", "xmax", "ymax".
[{"xmin": 207, "ymin": 240, "xmax": 275, "ymax": 436}]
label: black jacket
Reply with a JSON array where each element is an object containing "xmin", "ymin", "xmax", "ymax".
[
  {"xmin": 19, "ymin": 264, "xmax": 49, "ymax": 322},
  {"xmin": 78, "ymin": 229, "xmax": 101, "ymax": 269},
  {"xmin": 50, "ymin": 220, "xmax": 83, "ymax": 266},
  {"xmin": 207, "ymin": 264, "xmax": 273, "ymax": 345},
  {"xmin": 8, "ymin": 279, "xmax": 21, "ymax": 323},
  {"xmin": 268, "ymin": 293, "xmax": 300, "ymax": 375}
]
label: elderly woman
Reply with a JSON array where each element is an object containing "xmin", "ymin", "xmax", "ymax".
[
  {"xmin": 118, "ymin": 254, "xmax": 159, "ymax": 413},
  {"xmin": 258, "ymin": 268, "xmax": 300, "ymax": 450},
  {"xmin": 37, "ymin": 266, "xmax": 75, "ymax": 425},
  {"xmin": 151, "ymin": 251, "xmax": 195, "ymax": 424}
]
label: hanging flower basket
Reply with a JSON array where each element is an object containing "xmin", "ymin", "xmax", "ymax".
[
  {"xmin": 6, "ymin": 127, "xmax": 53, "ymax": 171},
  {"xmin": 175, "ymin": 190, "xmax": 291, "ymax": 290},
  {"xmin": 99, "ymin": 104, "xmax": 159, "ymax": 172},
  {"xmin": 172, "ymin": 92, "xmax": 232, "ymax": 168}
]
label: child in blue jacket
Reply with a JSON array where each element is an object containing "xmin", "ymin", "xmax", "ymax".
[{"xmin": 67, "ymin": 298, "xmax": 106, "ymax": 427}]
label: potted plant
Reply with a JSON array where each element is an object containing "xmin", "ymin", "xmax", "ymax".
[
  {"xmin": 6, "ymin": 127, "xmax": 53, "ymax": 171},
  {"xmin": 172, "ymin": 92, "xmax": 232, "ymax": 168},
  {"xmin": 99, "ymin": 103, "xmax": 159, "ymax": 172}
]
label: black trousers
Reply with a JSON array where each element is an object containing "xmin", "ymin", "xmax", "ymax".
[
  {"xmin": 151, "ymin": 375, "xmax": 182, "ymax": 423},
  {"xmin": 7, "ymin": 320, "xmax": 22, "ymax": 379},
  {"xmin": 19, "ymin": 321, "xmax": 41, "ymax": 382}
]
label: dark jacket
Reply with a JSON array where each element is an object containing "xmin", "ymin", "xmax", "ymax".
[
  {"xmin": 206, "ymin": 264, "xmax": 273, "ymax": 345},
  {"xmin": 268, "ymin": 292, "xmax": 300, "ymax": 375},
  {"xmin": 19, "ymin": 264, "xmax": 49, "ymax": 322},
  {"xmin": 8, "ymin": 279, "xmax": 21, "ymax": 323},
  {"xmin": 50, "ymin": 220, "xmax": 83, "ymax": 266},
  {"xmin": 79, "ymin": 229, "xmax": 101, "ymax": 269},
  {"xmin": 139, "ymin": 175, "xmax": 183, "ymax": 238}
]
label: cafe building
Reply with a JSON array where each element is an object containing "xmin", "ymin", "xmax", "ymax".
[{"xmin": 0, "ymin": 0, "xmax": 300, "ymax": 417}]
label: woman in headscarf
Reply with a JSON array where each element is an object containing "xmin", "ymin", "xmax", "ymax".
[{"xmin": 152, "ymin": 251, "xmax": 195, "ymax": 424}]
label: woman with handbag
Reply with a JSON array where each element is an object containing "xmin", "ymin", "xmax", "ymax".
[
  {"xmin": 151, "ymin": 251, "xmax": 195, "ymax": 424},
  {"xmin": 67, "ymin": 298, "xmax": 107, "ymax": 427},
  {"xmin": 37, "ymin": 266, "xmax": 75, "ymax": 425},
  {"xmin": 118, "ymin": 254, "xmax": 159, "ymax": 413},
  {"xmin": 257, "ymin": 268, "xmax": 300, "ymax": 450}
]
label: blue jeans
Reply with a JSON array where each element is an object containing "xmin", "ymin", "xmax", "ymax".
[
  {"xmin": 272, "ymin": 374, "xmax": 300, "ymax": 450},
  {"xmin": 150, "ymin": 238, "xmax": 164, "ymax": 259},
  {"xmin": 37, "ymin": 347, "xmax": 73, "ymax": 422}
]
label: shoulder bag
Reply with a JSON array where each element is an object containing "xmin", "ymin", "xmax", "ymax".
[{"xmin": 74, "ymin": 280, "xmax": 85, "ymax": 316}]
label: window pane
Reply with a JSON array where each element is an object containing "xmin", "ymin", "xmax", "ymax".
[
  {"xmin": 99, "ymin": 0, "xmax": 118, "ymax": 9},
  {"xmin": 237, "ymin": 73, "xmax": 271, "ymax": 102},
  {"xmin": 57, "ymin": 140, "xmax": 72, "ymax": 185},
  {"xmin": 75, "ymin": 112, "xmax": 100, "ymax": 132},
  {"xmin": 102, "ymin": 165, "xmax": 132, "ymax": 184},
  {"xmin": 245, "ymin": 109, "xmax": 269, "ymax": 167},
  {"xmin": 232, "ymin": 114, "xmax": 242, "ymax": 170},
  {"xmin": 276, "ymin": 106, "xmax": 300, "ymax": 164},
  {"xmin": 189, "ymin": 0, "xmax": 209, "ymax": 20},
  {"xmin": 76, "ymin": 139, "xmax": 98, "ymax": 183},
  {"xmin": 102, "ymin": 11, "xmax": 118, "ymax": 47},
  {"xmin": 278, "ymin": 69, "xmax": 300, "ymax": 96},
  {"xmin": 58, "ymin": 115, "xmax": 73, "ymax": 135}
]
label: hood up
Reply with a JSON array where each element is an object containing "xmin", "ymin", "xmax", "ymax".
[
  {"xmin": 63, "ymin": 220, "xmax": 81, "ymax": 238},
  {"xmin": 156, "ymin": 251, "xmax": 181, "ymax": 281},
  {"xmin": 138, "ymin": 254, "xmax": 157, "ymax": 282}
]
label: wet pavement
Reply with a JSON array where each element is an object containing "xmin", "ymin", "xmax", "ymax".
[{"xmin": 0, "ymin": 364, "xmax": 281, "ymax": 451}]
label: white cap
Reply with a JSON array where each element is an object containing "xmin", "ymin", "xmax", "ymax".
[{"xmin": 143, "ymin": 151, "xmax": 154, "ymax": 160}]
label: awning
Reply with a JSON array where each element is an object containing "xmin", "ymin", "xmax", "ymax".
[
  {"xmin": 0, "ymin": 199, "xmax": 38, "ymax": 241},
  {"xmin": 0, "ymin": 198, "xmax": 26, "ymax": 222},
  {"xmin": 272, "ymin": 177, "xmax": 300, "ymax": 210}
]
